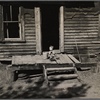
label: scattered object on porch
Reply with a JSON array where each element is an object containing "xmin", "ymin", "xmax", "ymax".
[{"xmin": 47, "ymin": 46, "xmax": 59, "ymax": 61}]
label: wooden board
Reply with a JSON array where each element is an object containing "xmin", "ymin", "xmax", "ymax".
[
  {"xmin": 12, "ymin": 54, "xmax": 74, "ymax": 65},
  {"xmin": 68, "ymin": 54, "xmax": 81, "ymax": 64}
]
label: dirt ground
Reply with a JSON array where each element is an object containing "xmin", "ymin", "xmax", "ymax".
[{"xmin": 0, "ymin": 62, "xmax": 100, "ymax": 99}]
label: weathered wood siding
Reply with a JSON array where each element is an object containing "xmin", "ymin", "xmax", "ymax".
[
  {"xmin": 0, "ymin": 7, "xmax": 36, "ymax": 59},
  {"xmin": 64, "ymin": 7, "xmax": 100, "ymax": 55}
]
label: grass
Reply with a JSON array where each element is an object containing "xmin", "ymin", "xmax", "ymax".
[{"xmin": 0, "ymin": 58, "xmax": 100, "ymax": 98}]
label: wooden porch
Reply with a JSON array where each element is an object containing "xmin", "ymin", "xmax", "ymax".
[{"xmin": 6, "ymin": 53, "xmax": 81, "ymax": 84}]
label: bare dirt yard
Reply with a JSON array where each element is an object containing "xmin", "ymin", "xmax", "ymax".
[{"xmin": 0, "ymin": 62, "xmax": 100, "ymax": 99}]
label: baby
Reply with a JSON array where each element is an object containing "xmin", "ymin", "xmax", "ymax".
[
  {"xmin": 49, "ymin": 46, "xmax": 55, "ymax": 55},
  {"xmin": 47, "ymin": 45, "xmax": 55, "ymax": 61}
]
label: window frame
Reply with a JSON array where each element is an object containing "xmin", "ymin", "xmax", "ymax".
[{"xmin": 2, "ymin": 5, "xmax": 25, "ymax": 42}]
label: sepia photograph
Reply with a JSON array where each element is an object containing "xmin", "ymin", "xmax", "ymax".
[{"xmin": 0, "ymin": 0, "xmax": 100, "ymax": 98}]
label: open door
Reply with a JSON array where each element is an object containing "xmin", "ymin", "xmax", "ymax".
[
  {"xmin": 35, "ymin": 6, "xmax": 64, "ymax": 54},
  {"xmin": 41, "ymin": 5, "xmax": 60, "ymax": 52}
]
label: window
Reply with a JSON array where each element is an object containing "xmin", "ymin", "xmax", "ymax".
[{"xmin": 3, "ymin": 5, "xmax": 23, "ymax": 40}]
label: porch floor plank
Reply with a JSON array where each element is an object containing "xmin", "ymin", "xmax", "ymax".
[{"xmin": 12, "ymin": 54, "xmax": 79, "ymax": 66}]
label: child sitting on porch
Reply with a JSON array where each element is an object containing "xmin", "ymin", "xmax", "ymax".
[{"xmin": 47, "ymin": 45, "xmax": 59, "ymax": 61}]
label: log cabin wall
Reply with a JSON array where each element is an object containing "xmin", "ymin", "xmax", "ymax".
[
  {"xmin": 64, "ymin": 7, "xmax": 100, "ymax": 57},
  {"xmin": 0, "ymin": 4, "xmax": 36, "ymax": 60}
]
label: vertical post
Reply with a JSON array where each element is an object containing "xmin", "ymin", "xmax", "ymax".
[
  {"xmin": 20, "ymin": 6, "xmax": 25, "ymax": 40},
  {"xmin": 35, "ymin": 7, "xmax": 42, "ymax": 54},
  {"xmin": 98, "ymin": 14, "xmax": 100, "ymax": 38},
  {"xmin": 0, "ymin": 5, "xmax": 4, "ymax": 41},
  {"xmin": 59, "ymin": 6, "xmax": 64, "ymax": 53},
  {"xmin": 43, "ymin": 65, "xmax": 48, "ymax": 86}
]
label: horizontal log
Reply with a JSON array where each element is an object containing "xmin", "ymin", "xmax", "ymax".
[
  {"xmin": 25, "ymin": 20, "xmax": 35, "ymax": 22},
  {"xmin": 25, "ymin": 21, "xmax": 35, "ymax": 24},
  {"xmin": 25, "ymin": 22, "xmax": 35, "ymax": 24},
  {"xmin": 64, "ymin": 17, "xmax": 98, "ymax": 21},
  {"xmin": 47, "ymin": 67, "xmax": 75, "ymax": 71},
  {"xmin": 64, "ymin": 27, "xmax": 98, "ymax": 30},
  {"xmin": 64, "ymin": 50, "xmax": 100, "ymax": 53},
  {"xmin": 64, "ymin": 24, "xmax": 98, "ymax": 27},
  {"xmin": 26, "ymin": 39, "xmax": 36, "ymax": 44},
  {"xmin": 24, "ymin": 21, "xmax": 35, "ymax": 24},
  {"xmin": 64, "ymin": 20, "xmax": 98, "ymax": 24},
  {"xmin": 64, "ymin": 47, "xmax": 100, "ymax": 51},
  {"xmin": 64, "ymin": 50, "xmax": 100, "ymax": 54},
  {"xmin": 64, "ymin": 44, "xmax": 94, "ymax": 47},
  {"xmin": 0, "ymin": 57, "xmax": 11, "ymax": 60},
  {"xmin": 0, "ymin": 55, "xmax": 10, "ymax": 58},
  {"xmin": 24, "ymin": 14, "xmax": 34, "ymax": 18},
  {"xmin": 25, "ymin": 35, "xmax": 36, "ymax": 37},
  {"xmin": 24, "ymin": 27, "xmax": 35, "ymax": 30},
  {"xmin": 64, "ymin": 32, "xmax": 98, "ymax": 35},
  {"xmin": 64, "ymin": 48, "xmax": 100, "ymax": 52},
  {"xmin": 0, "ymin": 49, "xmax": 36, "ymax": 52},
  {"xmin": 0, "ymin": 51, "xmax": 36, "ymax": 55},
  {"xmin": 64, "ymin": 39, "xmax": 98, "ymax": 42},
  {"xmin": 64, "ymin": 44, "xmax": 100, "ymax": 48},
  {"xmin": 25, "ymin": 34, "xmax": 35, "ymax": 36},
  {"xmin": 25, "ymin": 35, "xmax": 36, "ymax": 38},
  {"xmin": 25, "ymin": 24, "xmax": 35, "ymax": 27},
  {"xmin": 64, "ymin": 35, "xmax": 98, "ymax": 39},
  {"xmin": 68, "ymin": 53, "xmax": 96, "ymax": 56},
  {"xmin": 64, "ymin": 11, "xmax": 98, "ymax": 15},
  {"xmin": 25, "ymin": 19, "xmax": 35, "ymax": 21},
  {"xmin": 25, "ymin": 20, "xmax": 35, "ymax": 23},
  {"xmin": 0, "ymin": 52, "xmax": 36, "ymax": 57},
  {"xmin": 24, "ymin": 16, "xmax": 35, "ymax": 19},
  {"xmin": 24, "ymin": 17, "xmax": 35, "ymax": 20},
  {"xmin": 64, "ymin": 50, "xmax": 100, "ymax": 55},
  {"xmin": 64, "ymin": 50, "xmax": 91, "ymax": 53},
  {"xmin": 0, "ymin": 43, "xmax": 36, "ymax": 46},
  {"xmin": 64, "ymin": 37, "xmax": 97, "ymax": 39},
  {"xmin": 25, "ymin": 37, "xmax": 36, "ymax": 40},
  {"xmin": 25, "ymin": 32, "xmax": 35, "ymax": 35},
  {"xmin": 64, "ymin": 35, "xmax": 97, "ymax": 38},
  {"xmin": 64, "ymin": 30, "xmax": 98, "ymax": 33},
  {"xmin": 25, "ymin": 33, "xmax": 35, "ymax": 36},
  {"xmin": 0, "ymin": 47, "xmax": 36, "ymax": 51},
  {"xmin": 64, "ymin": 46, "xmax": 100, "ymax": 50},
  {"xmin": 64, "ymin": 13, "xmax": 98, "ymax": 20},
  {"xmin": 0, "ymin": 58, "xmax": 12, "ymax": 62},
  {"xmin": 48, "ymin": 74, "xmax": 78, "ymax": 80},
  {"xmin": 64, "ymin": 41, "xmax": 93, "ymax": 44},
  {"xmin": 64, "ymin": 14, "xmax": 98, "ymax": 18},
  {"xmin": 0, "ymin": 44, "xmax": 36, "ymax": 48},
  {"xmin": 64, "ymin": 40, "xmax": 97, "ymax": 43},
  {"xmin": 26, "ymin": 41, "xmax": 36, "ymax": 43},
  {"xmin": 91, "ymin": 41, "xmax": 100, "ymax": 43},
  {"xmin": 65, "ymin": 31, "xmax": 98, "ymax": 34},
  {"xmin": 0, "ymin": 44, "xmax": 36, "ymax": 47},
  {"xmin": 25, "ymin": 28, "xmax": 35, "ymax": 34},
  {"xmin": 26, "ymin": 40, "xmax": 36, "ymax": 42}
]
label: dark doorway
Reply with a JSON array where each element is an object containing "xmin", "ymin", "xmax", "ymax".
[{"xmin": 41, "ymin": 5, "xmax": 59, "ymax": 51}]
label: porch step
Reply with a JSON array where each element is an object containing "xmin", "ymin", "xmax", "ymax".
[
  {"xmin": 80, "ymin": 67, "xmax": 91, "ymax": 71},
  {"xmin": 47, "ymin": 67, "xmax": 75, "ymax": 71},
  {"xmin": 48, "ymin": 74, "xmax": 78, "ymax": 81},
  {"xmin": 81, "ymin": 62, "xmax": 97, "ymax": 67}
]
